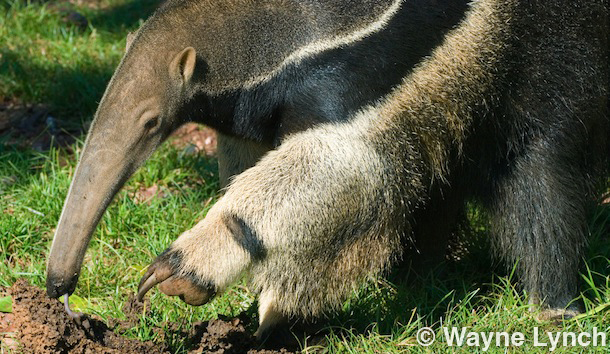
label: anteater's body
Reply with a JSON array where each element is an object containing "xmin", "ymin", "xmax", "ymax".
[{"xmin": 46, "ymin": 0, "xmax": 609, "ymax": 337}]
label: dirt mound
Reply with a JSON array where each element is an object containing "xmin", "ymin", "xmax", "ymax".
[
  {"xmin": 3, "ymin": 279, "xmax": 163, "ymax": 353},
  {"xmin": 186, "ymin": 317, "xmax": 295, "ymax": 354},
  {"xmin": 0, "ymin": 280, "xmax": 296, "ymax": 353}
]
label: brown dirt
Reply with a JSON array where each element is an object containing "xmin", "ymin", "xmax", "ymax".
[
  {"xmin": 129, "ymin": 184, "xmax": 169, "ymax": 205},
  {"xmin": 0, "ymin": 100, "xmax": 217, "ymax": 157},
  {"xmin": 0, "ymin": 280, "xmax": 296, "ymax": 353},
  {"xmin": 0, "ymin": 100, "xmax": 77, "ymax": 152},
  {"xmin": 169, "ymin": 123, "xmax": 217, "ymax": 156},
  {"xmin": 184, "ymin": 317, "xmax": 296, "ymax": 354},
  {"xmin": 2, "ymin": 279, "xmax": 162, "ymax": 353}
]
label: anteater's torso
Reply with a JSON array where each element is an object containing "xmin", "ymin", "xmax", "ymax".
[{"xmin": 146, "ymin": 0, "xmax": 469, "ymax": 144}]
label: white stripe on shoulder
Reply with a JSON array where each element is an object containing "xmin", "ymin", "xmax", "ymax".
[{"xmin": 240, "ymin": 0, "xmax": 403, "ymax": 90}]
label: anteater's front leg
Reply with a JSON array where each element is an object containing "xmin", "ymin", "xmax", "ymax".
[
  {"xmin": 216, "ymin": 133, "xmax": 271, "ymax": 187},
  {"xmin": 137, "ymin": 201, "xmax": 256, "ymax": 307},
  {"xmin": 137, "ymin": 123, "xmax": 407, "ymax": 338}
]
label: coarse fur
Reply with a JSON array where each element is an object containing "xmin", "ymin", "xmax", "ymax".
[
  {"xmin": 46, "ymin": 0, "xmax": 470, "ymax": 298},
  {"xmin": 118, "ymin": 0, "xmax": 470, "ymax": 179},
  {"xmin": 139, "ymin": 0, "xmax": 609, "ymax": 334}
]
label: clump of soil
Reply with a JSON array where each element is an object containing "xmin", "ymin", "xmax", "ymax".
[
  {"xmin": 3, "ymin": 279, "xmax": 163, "ymax": 353},
  {"xmin": 0, "ymin": 280, "xmax": 296, "ymax": 353},
  {"xmin": 184, "ymin": 317, "xmax": 288, "ymax": 354}
]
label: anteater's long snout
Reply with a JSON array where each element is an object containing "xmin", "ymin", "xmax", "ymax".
[{"xmin": 46, "ymin": 143, "xmax": 132, "ymax": 299}]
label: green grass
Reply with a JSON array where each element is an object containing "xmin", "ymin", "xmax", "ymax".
[{"xmin": 1, "ymin": 0, "xmax": 609, "ymax": 352}]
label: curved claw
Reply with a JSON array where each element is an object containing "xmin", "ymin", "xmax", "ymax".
[
  {"xmin": 137, "ymin": 263, "xmax": 172, "ymax": 302},
  {"xmin": 137, "ymin": 250, "xmax": 216, "ymax": 306}
]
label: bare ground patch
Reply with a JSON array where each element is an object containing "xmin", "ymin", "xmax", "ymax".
[{"xmin": 1, "ymin": 280, "xmax": 295, "ymax": 353}]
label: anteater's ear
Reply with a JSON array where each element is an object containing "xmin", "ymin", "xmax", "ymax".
[
  {"xmin": 170, "ymin": 47, "xmax": 197, "ymax": 84},
  {"xmin": 126, "ymin": 31, "xmax": 136, "ymax": 51}
]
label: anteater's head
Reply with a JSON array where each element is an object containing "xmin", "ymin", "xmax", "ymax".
[{"xmin": 46, "ymin": 26, "xmax": 202, "ymax": 298}]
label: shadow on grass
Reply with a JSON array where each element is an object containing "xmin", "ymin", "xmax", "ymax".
[
  {"xmin": 0, "ymin": 47, "xmax": 114, "ymax": 152},
  {"xmin": 1, "ymin": 50, "xmax": 113, "ymax": 124},
  {"xmin": 0, "ymin": 0, "xmax": 163, "ymax": 129},
  {"xmin": 0, "ymin": 0, "xmax": 166, "ymax": 154},
  {"xmin": 327, "ymin": 227, "xmax": 498, "ymax": 335},
  {"xmin": 88, "ymin": 0, "xmax": 162, "ymax": 33},
  {"xmin": 319, "ymin": 203, "xmax": 610, "ymax": 338}
]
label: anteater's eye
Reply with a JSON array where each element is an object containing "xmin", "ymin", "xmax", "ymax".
[{"xmin": 144, "ymin": 116, "xmax": 159, "ymax": 130}]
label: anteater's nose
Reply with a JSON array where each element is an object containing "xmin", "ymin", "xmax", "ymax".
[{"xmin": 46, "ymin": 270, "xmax": 78, "ymax": 299}]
